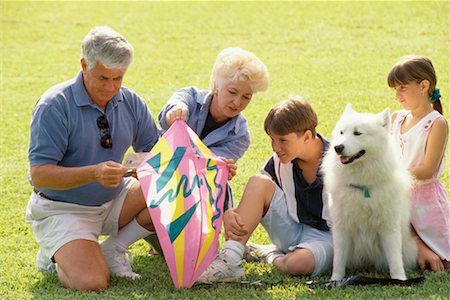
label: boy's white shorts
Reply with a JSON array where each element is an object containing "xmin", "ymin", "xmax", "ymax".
[{"xmin": 261, "ymin": 184, "xmax": 334, "ymax": 276}]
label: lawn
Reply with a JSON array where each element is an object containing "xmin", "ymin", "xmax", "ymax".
[{"xmin": 1, "ymin": 1, "xmax": 449, "ymax": 299}]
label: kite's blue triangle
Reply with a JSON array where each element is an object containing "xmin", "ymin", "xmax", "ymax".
[
  {"xmin": 166, "ymin": 200, "xmax": 200, "ymax": 244},
  {"xmin": 147, "ymin": 153, "xmax": 161, "ymax": 172}
]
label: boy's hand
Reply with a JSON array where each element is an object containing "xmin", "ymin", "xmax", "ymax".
[{"xmin": 224, "ymin": 209, "xmax": 248, "ymax": 241}]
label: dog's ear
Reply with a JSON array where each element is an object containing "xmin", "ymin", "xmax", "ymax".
[
  {"xmin": 343, "ymin": 103, "xmax": 353, "ymax": 115},
  {"xmin": 378, "ymin": 107, "xmax": 391, "ymax": 129}
]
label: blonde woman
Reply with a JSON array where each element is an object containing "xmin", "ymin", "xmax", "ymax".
[{"xmin": 146, "ymin": 47, "xmax": 269, "ymax": 254}]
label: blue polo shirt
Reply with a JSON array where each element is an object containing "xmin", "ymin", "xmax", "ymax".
[
  {"xmin": 158, "ymin": 86, "xmax": 250, "ymax": 161},
  {"xmin": 28, "ymin": 72, "xmax": 160, "ymax": 206}
]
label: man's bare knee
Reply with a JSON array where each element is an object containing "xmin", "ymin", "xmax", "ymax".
[{"xmin": 68, "ymin": 271, "xmax": 109, "ymax": 291}]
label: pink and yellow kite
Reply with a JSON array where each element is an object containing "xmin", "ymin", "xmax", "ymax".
[{"xmin": 137, "ymin": 120, "xmax": 228, "ymax": 288}]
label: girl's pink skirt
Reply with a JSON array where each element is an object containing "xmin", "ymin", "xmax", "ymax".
[{"xmin": 411, "ymin": 179, "xmax": 450, "ymax": 261}]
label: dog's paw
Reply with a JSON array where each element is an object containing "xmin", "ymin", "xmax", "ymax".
[
  {"xmin": 391, "ymin": 273, "xmax": 407, "ymax": 281},
  {"xmin": 389, "ymin": 267, "xmax": 407, "ymax": 280},
  {"xmin": 331, "ymin": 274, "xmax": 344, "ymax": 281}
]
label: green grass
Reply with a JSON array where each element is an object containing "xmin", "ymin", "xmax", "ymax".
[{"xmin": 1, "ymin": 1, "xmax": 449, "ymax": 299}]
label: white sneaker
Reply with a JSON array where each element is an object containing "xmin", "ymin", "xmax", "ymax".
[
  {"xmin": 244, "ymin": 242, "xmax": 284, "ymax": 266},
  {"xmin": 36, "ymin": 249, "xmax": 56, "ymax": 272},
  {"xmin": 197, "ymin": 249, "xmax": 244, "ymax": 283},
  {"xmin": 100, "ymin": 243, "xmax": 141, "ymax": 280}
]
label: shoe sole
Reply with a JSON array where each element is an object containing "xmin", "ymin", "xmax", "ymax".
[
  {"xmin": 243, "ymin": 243, "xmax": 261, "ymax": 263},
  {"xmin": 197, "ymin": 275, "xmax": 244, "ymax": 283}
]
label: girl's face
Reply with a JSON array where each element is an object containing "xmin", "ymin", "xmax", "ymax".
[
  {"xmin": 392, "ymin": 81, "xmax": 427, "ymax": 110},
  {"xmin": 269, "ymin": 131, "xmax": 304, "ymax": 163},
  {"xmin": 210, "ymin": 81, "xmax": 253, "ymax": 123}
]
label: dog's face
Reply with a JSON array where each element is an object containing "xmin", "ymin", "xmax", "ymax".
[{"xmin": 331, "ymin": 103, "xmax": 391, "ymax": 165}]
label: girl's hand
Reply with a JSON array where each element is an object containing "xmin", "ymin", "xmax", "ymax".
[
  {"xmin": 224, "ymin": 209, "xmax": 248, "ymax": 241},
  {"xmin": 417, "ymin": 238, "xmax": 445, "ymax": 272},
  {"xmin": 219, "ymin": 157, "xmax": 237, "ymax": 180},
  {"xmin": 166, "ymin": 103, "xmax": 189, "ymax": 127}
]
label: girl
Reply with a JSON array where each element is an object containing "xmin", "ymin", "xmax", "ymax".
[{"xmin": 388, "ymin": 55, "xmax": 450, "ymax": 272}]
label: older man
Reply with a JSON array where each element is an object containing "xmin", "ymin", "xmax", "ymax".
[{"xmin": 26, "ymin": 26, "xmax": 159, "ymax": 291}]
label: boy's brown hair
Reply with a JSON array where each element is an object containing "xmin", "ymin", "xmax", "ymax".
[{"xmin": 264, "ymin": 95, "xmax": 317, "ymax": 136}]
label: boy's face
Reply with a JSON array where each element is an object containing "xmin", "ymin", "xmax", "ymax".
[{"xmin": 269, "ymin": 131, "xmax": 304, "ymax": 163}]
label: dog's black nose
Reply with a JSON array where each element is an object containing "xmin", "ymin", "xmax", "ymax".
[{"xmin": 334, "ymin": 144, "xmax": 344, "ymax": 154}]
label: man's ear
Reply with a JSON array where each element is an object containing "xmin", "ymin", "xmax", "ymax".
[{"xmin": 81, "ymin": 58, "xmax": 87, "ymax": 72}]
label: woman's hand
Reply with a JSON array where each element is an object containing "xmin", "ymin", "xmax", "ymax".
[
  {"xmin": 166, "ymin": 103, "xmax": 189, "ymax": 127},
  {"xmin": 219, "ymin": 157, "xmax": 237, "ymax": 180}
]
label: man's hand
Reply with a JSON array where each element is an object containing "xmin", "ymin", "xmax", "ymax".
[
  {"xmin": 95, "ymin": 161, "xmax": 128, "ymax": 188},
  {"xmin": 166, "ymin": 103, "xmax": 189, "ymax": 127},
  {"xmin": 224, "ymin": 209, "xmax": 248, "ymax": 241}
]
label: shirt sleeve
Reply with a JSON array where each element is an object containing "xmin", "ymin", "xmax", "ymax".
[
  {"xmin": 262, "ymin": 156, "xmax": 277, "ymax": 181},
  {"xmin": 28, "ymin": 102, "xmax": 68, "ymax": 166}
]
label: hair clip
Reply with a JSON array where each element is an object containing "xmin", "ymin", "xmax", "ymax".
[{"xmin": 430, "ymin": 88, "xmax": 441, "ymax": 103}]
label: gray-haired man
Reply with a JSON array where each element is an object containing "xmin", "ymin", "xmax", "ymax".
[{"xmin": 26, "ymin": 26, "xmax": 159, "ymax": 291}]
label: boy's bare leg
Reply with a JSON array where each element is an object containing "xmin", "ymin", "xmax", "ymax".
[
  {"xmin": 272, "ymin": 248, "xmax": 315, "ymax": 275},
  {"xmin": 225, "ymin": 174, "xmax": 275, "ymax": 245},
  {"xmin": 198, "ymin": 174, "xmax": 276, "ymax": 282}
]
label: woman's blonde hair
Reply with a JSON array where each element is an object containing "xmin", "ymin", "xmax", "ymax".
[{"xmin": 210, "ymin": 47, "xmax": 269, "ymax": 93}]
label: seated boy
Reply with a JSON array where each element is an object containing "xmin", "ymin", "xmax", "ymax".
[{"xmin": 198, "ymin": 96, "xmax": 333, "ymax": 281}]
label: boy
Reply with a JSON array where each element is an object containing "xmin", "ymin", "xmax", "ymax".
[{"xmin": 198, "ymin": 96, "xmax": 333, "ymax": 281}]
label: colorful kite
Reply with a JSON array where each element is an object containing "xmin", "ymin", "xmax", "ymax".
[{"xmin": 137, "ymin": 120, "xmax": 228, "ymax": 288}]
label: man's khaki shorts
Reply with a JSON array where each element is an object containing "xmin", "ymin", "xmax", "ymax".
[{"xmin": 26, "ymin": 177, "xmax": 136, "ymax": 262}]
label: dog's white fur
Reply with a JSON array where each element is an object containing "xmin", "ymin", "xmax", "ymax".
[{"xmin": 323, "ymin": 103, "xmax": 417, "ymax": 280}]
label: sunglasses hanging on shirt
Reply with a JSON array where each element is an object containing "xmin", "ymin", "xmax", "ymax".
[{"xmin": 97, "ymin": 115, "xmax": 112, "ymax": 148}]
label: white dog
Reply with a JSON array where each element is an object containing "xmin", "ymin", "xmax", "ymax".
[{"xmin": 323, "ymin": 103, "xmax": 417, "ymax": 281}]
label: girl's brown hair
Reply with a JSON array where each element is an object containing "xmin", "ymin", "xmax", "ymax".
[{"xmin": 387, "ymin": 55, "xmax": 442, "ymax": 114}]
